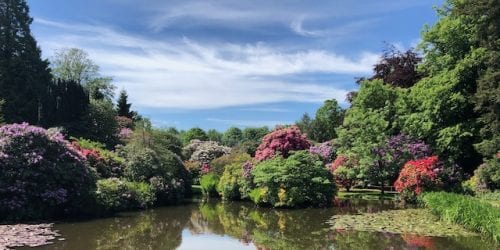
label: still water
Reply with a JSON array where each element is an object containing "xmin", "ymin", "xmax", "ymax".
[{"xmin": 32, "ymin": 198, "xmax": 495, "ymax": 250}]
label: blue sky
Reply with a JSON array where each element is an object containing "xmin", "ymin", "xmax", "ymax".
[{"xmin": 27, "ymin": 0, "xmax": 443, "ymax": 131}]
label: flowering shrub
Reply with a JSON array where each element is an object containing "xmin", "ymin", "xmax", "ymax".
[
  {"xmin": 183, "ymin": 139, "xmax": 231, "ymax": 164},
  {"xmin": 368, "ymin": 134, "xmax": 432, "ymax": 189},
  {"xmin": 95, "ymin": 178, "xmax": 155, "ymax": 212},
  {"xmin": 251, "ymin": 151, "xmax": 335, "ymax": 207},
  {"xmin": 0, "ymin": 123, "xmax": 96, "ymax": 220},
  {"xmin": 71, "ymin": 138, "xmax": 125, "ymax": 178},
  {"xmin": 210, "ymin": 151, "xmax": 252, "ymax": 177},
  {"xmin": 217, "ymin": 161, "xmax": 255, "ymax": 200},
  {"xmin": 200, "ymin": 163, "xmax": 211, "ymax": 174},
  {"xmin": 124, "ymin": 146, "xmax": 190, "ymax": 204},
  {"xmin": 331, "ymin": 155, "xmax": 359, "ymax": 191},
  {"xmin": 394, "ymin": 156, "xmax": 441, "ymax": 202},
  {"xmin": 254, "ymin": 126, "xmax": 311, "ymax": 161},
  {"xmin": 309, "ymin": 141, "xmax": 335, "ymax": 163}
]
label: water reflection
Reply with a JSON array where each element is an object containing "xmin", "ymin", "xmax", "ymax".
[{"xmin": 34, "ymin": 199, "xmax": 496, "ymax": 250}]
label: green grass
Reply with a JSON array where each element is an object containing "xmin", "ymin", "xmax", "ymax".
[
  {"xmin": 337, "ymin": 188, "xmax": 397, "ymax": 200},
  {"xmin": 421, "ymin": 192, "xmax": 500, "ymax": 242}
]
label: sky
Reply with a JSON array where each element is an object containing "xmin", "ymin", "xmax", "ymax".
[{"xmin": 27, "ymin": 0, "xmax": 443, "ymax": 131}]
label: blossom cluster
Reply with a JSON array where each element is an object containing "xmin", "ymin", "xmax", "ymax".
[
  {"xmin": 254, "ymin": 126, "xmax": 310, "ymax": 161},
  {"xmin": 185, "ymin": 140, "xmax": 231, "ymax": 164},
  {"xmin": 394, "ymin": 156, "xmax": 441, "ymax": 195},
  {"xmin": 309, "ymin": 141, "xmax": 334, "ymax": 163}
]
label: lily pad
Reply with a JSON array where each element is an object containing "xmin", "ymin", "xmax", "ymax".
[{"xmin": 328, "ymin": 208, "xmax": 477, "ymax": 237}]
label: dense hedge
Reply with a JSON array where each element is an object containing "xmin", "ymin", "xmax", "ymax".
[
  {"xmin": 95, "ymin": 178, "xmax": 155, "ymax": 212},
  {"xmin": 421, "ymin": 192, "xmax": 500, "ymax": 241}
]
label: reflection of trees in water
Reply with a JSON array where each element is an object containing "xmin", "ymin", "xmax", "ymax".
[{"xmin": 47, "ymin": 205, "xmax": 194, "ymax": 250}]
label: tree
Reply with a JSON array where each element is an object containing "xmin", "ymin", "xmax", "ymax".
[
  {"xmin": 40, "ymin": 79, "xmax": 89, "ymax": 135},
  {"xmin": 116, "ymin": 89, "xmax": 133, "ymax": 118},
  {"xmin": 83, "ymin": 99, "xmax": 119, "ymax": 148},
  {"xmin": 51, "ymin": 48, "xmax": 115, "ymax": 101},
  {"xmin": 207, "ymin": 129, "xmax": 222, "ymax": 142},
  {"xmin": 239, "ymin": 126, "xmax": 270, "ymax": 156},
  {"xmin": 369, "ymin": 45, "xmax": 423, "ymax": 88},
  {"xmin": 310, "ymin": 99, "xmax": 344, "ymax": 142},
  {"xmin": 0, "ymin": 0, "xmax": 52, "ymax": 124},
  {"xmin": 222, "ymin": 126, "xmax": 243, "ymax": 147},
  {"xmin": 181, "ymin": 127, "xmax": 208, "ymax": 145},
  {"xmin": 296, "ymin": 113, "xmax": 313, "ymax": 137}
]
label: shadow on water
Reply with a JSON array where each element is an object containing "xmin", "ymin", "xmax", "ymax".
[{"xmin": 31, "ymin": 198, "xmax": 496, "ymax": 250}]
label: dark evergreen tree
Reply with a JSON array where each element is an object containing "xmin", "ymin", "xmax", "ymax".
[
  {"xmin": 0, "ymin": 0, "xmax": 52, "ymax": 124},
  {"xmin": 40, "ymin": 79, "xmax": 89, "ymax": 135},
  {"xmin": 116, "ymin": 89, "xmax": 133, "ymax": 118}
]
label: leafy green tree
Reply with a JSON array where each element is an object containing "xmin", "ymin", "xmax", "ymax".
[
  {"xmin": 296, "ymin": 113, "xmax": 313, "ymax": 137},
  {"xmin": 51, "ymin": 48, "xmax": 115, "ymax": 101},
  {"xmin": 222, "ymin": 126, "xmax": 243, "ymax": 147},
  {"xmin": 207, "ymin": 129, "xmax": 223, "ymax": 142},
  {"xmin": 310, "ymin": 99, "xmax": 344, "ymax": 142},
  {"xmin": 181, "ymin": 127, "xmax": 208, "ymax": 144},
  {"xmin": 83, "ymin": 99, "xmax": 119, "ymax": 148},
  {"xmin": 116, "ymin": 89, "xmax": 133, "ymax": 118},
  {"xmin": 0, "ymin": 0, "xmax": 52, "ymax": 124}
]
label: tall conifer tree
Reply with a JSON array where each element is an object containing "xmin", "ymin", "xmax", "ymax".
[{"xmin": 0, "ymin": 0, "xmax": 51, "ymax": 124}]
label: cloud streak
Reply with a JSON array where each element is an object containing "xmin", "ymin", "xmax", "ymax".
[{"xmin": 34, "ymin": 18, "xmax": 376, "ymax": 109}]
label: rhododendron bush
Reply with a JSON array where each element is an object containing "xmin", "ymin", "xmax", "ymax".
[
  {"xmin": 71, "ymin": 138, "xmax": 125, "ymax": 179},
  {"xmin": 255, "ymin": 126, "xmax": 310, "ymax": 161},
  {"xmin": 183, "ymin": 139, "xmax": 231, "ymax": 164},
  {"xmin": 394, "ymin": 156, "xmax": 441, "ymax": 202},
  {"xmin": 331, "ymin": 155, "xmax": 359, "ymax": 191},
  {"xmin": 309, "ymin": 141, "xmax": 335, "ymax": 163},
  {"xmin": 0, "ymin": 123, "xmax": 96, "ymax": 220}
]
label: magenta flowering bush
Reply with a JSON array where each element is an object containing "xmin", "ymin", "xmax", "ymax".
[
  {"xmin": 309, "ymin": 141, "xmax": 335, "ymax": 163},
  {"xmin": 255, "ymin": 126, "xmax": 311, "ymax": 161},
  {"xmin": 0, "ymin": 123, "xmax": 96, "ymax": 220}
]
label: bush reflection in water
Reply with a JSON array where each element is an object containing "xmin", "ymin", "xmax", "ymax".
[{"xmin": 41, "ymin": 199, "xmax": 496, "ymax": 250}]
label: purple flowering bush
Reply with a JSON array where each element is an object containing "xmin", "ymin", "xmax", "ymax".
[
  {"xmin": 309, "ymin": 141, "xmax": 335, "ymax": 163},
  {"xmin": 0, "ymin": 123, "xmax": 96, "ymax": 220},
  {"xmin": 367, "ymin": 134, "xmax": 433, "ymax": 190}
]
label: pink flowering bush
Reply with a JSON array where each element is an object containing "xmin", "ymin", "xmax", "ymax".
[
  {"xmin": 255, "ymin": 126, "xmax": 311, "ymax": 161},
  {"xmin": 0, "ymin": 123, "xmax": 96, "ymax": 220},
  {"xmin": 71, "ymin": 138, "xmax": 125, "ymax": 179},
  {"xmin": 309, "ymin": 141, "xmax": 335, "ymax": 163}
]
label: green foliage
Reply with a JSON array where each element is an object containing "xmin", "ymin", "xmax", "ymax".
[
  {"xmin": 251, "ymin": 151, "xmax": 335, "ymax": 207},
  {"xmin": 217, "ymin": 162, "xmax": 253, "ymax": 200},
  {"xmin": 200, "ymin": 173, "xmax": 219, "ymax": 197},
  {"xmin": 421, "ymin": 192, "xmax": 500, "ymax": 241},
  {"xmin": 151, "ymin": 129, "xmax": 183, "ymax": 157},
  {"xmin": 72, "ymin": 138, "xmax": 125, "ymax": 178},
  {"xmin": 51, "ymin": 48, "xmax": 115, "ymax": 101},
  {"xmin": 0, "ymin": 0, "xmax": 52, "ymax": 124},
  {"xmin": 123, "ymin": 145, "xmax": 189, "ymax": 204},
  {"xmin": 95, "ymin": 178, "xmax": 155, "ymax": 212},
  {"xmin": 222, "ymin": 126, "xmax": 243, "ymax": 147},
  {"xmin": 296, "ymin": 100, "xmax": 344, "ymax": 142},
  {"xmin": 207, "ymin": 129, "xmax": 223, "ymax": 142},
  {"xmin": 181, "ymin": 127, "xmax": 208, "ymax": 145},
  {"xmin": 475, "ymin": 158, "xmax": 500, "ymax": 191},
  {"xmin": 210, "ymin": 151, "xmax": 252, "ymax": 177},
  {"xmin": 238, "ymin": 127, "xmax": 269, "ymax": 156},
  {"xmin": 83, "ymin": 99, "xmax": 119, "ymax": 148}
]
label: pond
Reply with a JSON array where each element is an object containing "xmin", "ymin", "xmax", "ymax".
[{"xmin": 28, "ymin": 198, "xmax": 496, "ymax": 250}]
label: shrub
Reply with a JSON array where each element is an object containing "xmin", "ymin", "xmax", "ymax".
[
  {"xmin": 217, "ymin": 162, "xmax": 254, "ymax": 200},
  {"xmin": 255, "ymin": 126, "xmax": 311, "ymax": 161},
  {"xmin": 476, "ymin": 157, "xmax": 500, "ymax": 191},
  {"xmin": 394, "ymin": 156, "xmax": 441, "ymax": 202},
  {"xmin": 200, "ymin": 173, "xmax": 219, "ymax": 197},
  {"xmin": 210, "ymin": 151, "xmax": 252, "ymax": 177},
  {"xmin": 0, "ymin": 123, "xmax": 96, "ymax": 220},
  {"xmin": 309, "ymin": 141, "xmax": 335, "ymax": 163},
  {"xmin": 124, "ymin": 146, "xmax": 189, "ymax": 204},
  {"xmin": 183, "ymin": 140, "xmax": 231, "ymax": 164},
  {"xmin": 95, "ymin": 178, "xmax": 155, "ymax": 212},
  {"xmin": 72, "ymin": 138, "xmax": 125, "ymax": 178},
  {"xmin": 331, "ymin": 155, "xmax": 359, "ymax": 191},
  {"xmin": 251, "ymin": 151, "xmax": 335, "ymax": 207},
  {"xmin": 421, "ymin": 192, "xmax": 500, "ymax": 241}
]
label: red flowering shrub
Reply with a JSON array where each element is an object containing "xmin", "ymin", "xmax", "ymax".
[
  {"xmin": 394, "ymin": 156, "xmax": 441, "ymax": 202},
  {"xmin": 71, "ymin": 139, "xmax": 125, "ymax": 179},
  {"xmin": 331, "ymin": 155, "xmax": 359, "ymax": 191},
  {"xmin": 254, "ymin": 126, "xmax": 310, "ymax": 161}
]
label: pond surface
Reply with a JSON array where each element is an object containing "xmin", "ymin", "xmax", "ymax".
[{"xmin": 30, "ymin": 198, "xmax": 496, "ymax": 250}]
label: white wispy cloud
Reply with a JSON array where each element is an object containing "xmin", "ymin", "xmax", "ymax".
[{"xmin": 34, "ymin": 18, "xmax": 377, "ymax": 109}]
